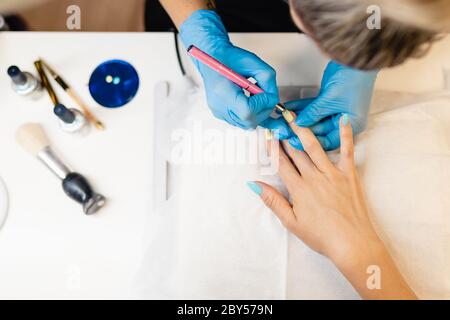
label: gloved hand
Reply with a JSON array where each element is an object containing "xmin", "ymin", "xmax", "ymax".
[
  {"xmin": 180, "ymin": 10, "xmax": 280, "ymax": 130},
  {"xmin": 285, "ymin": 61, "xmax": 378, "ymax": 151}
]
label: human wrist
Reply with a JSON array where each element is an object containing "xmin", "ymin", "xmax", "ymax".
[
  {"xmin": 331, "ymin": 234, "xmax": 417, "ymax": 300},
  {"xmin": 330, "ymin": 232, "xmax": 387, "ymax": 275}
]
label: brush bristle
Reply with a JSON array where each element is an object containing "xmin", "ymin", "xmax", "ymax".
[{"xmin": 16, "ymin": 123, "xmax": 51, "ymax": 156}]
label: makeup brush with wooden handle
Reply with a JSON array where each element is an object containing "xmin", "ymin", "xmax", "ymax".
[{"xmin": 16, "ymin": 123, "xmax": 106, "ymax": 215}]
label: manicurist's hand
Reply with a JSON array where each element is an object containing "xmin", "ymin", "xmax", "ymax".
[
  {"xmin": 247, "ymin": 113, "xmax": 417, "ymax": 300},
  {"xmin": 180, "ymin": 10, "xmax": 281, "ymax": 130},
  {"xmin": 285, "ymin": 61, "xmax": 378, "ymax": 151}
]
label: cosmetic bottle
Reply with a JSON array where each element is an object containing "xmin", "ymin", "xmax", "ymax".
[
  {"xmin": 0, "ymin": 15, "xmax": 9, "ymax": 31},
  {"xmin": 7, "ymin": 65, "xmax": 42, "ymax": 99},
  {"xmin": 53, "ymin": 104, "xmax": 89, "ymax": 135}
]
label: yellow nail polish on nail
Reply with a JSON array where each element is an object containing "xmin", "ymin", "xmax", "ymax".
[
  {"xmin": 283, "ymin": 110, "xmax": 294, "ymax": 123},
  {"xmin": 265, "ymin": 129, "xmax": 273, "ymax": 141}
]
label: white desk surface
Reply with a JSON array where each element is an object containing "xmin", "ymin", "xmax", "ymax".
[{"xmin": 0, "ymin": 32, "xmax": 449, "ymax": 299}]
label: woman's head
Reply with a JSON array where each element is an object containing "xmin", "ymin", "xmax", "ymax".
[{"xmin": 290, "ymin": 0, "xmax": 450, "ymax": 70}]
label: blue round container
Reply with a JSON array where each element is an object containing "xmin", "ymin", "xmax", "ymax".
[{"xmin": 89, "ymin": 59, "xmax": 139, "ymax": 108}]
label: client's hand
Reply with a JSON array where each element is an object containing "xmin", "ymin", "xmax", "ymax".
[{"xmin": 247, "ymin": 113, "xmax": 417, "ymax": 300}]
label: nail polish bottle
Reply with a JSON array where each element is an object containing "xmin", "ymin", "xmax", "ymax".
[
  {"xmin": 7, "ymin": 65, "xmax": 42, "ymax": 99},
  {"xmin": 54, "ymin": 104, "xmax": 89, "ymax": 135},
  {"xmin": 0, "ymin": 15, "xmax": 10, "ymax": 31}
]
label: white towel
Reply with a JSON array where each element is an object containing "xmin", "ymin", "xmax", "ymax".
[
  {"xmin": 136, "ymin": 79, "xmax": 287, "ymax": 299},
  {"xmin": 136, "ymin": 80, "xmax": 450, "ymax": 299},
  {"xmin": 359, "ymin": 96, "xmax": 450, "ymax": 299}
]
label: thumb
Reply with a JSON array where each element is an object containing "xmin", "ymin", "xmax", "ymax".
[
  {"xmin": 232, "ymin": 91, "xmax": 278, "ymax": 125},
  {"xmin": 259, "ymin": 117, "xmax": 292, "ymax": 140},
  {"xmin": 246, "ymin": 181, "xmax": 296, "ymax": 230},
  {"xmin": 248, "ymin": 92, "xmax": 279, "ymax": 115}
]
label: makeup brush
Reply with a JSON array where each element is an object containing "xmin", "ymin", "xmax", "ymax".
[
  {"xmin": 16, "ymin": 123, "xmax": 106, "ymax": 215},
  {"xmin": 34, "ymin": 60, "xmax": 59, "ymax": 106},
  {"xmin": 39, "ymin": 59, "xmax": 105, "ymax": 130}
]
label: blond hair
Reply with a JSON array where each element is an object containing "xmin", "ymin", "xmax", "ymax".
[
  {"xmin": 372, "ymin": 0, "xmax": 450, "ymax": 32},
  {"xmin": 291, "ymin": 0, "xmax": 449, "ymax": 70}
]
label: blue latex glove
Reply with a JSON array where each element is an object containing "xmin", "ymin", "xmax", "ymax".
[
  {"xmin": 285, "ymin": 61, "xmax": 378, "ymax": 151},
  {"xmin": 180, "ymin": 10, "xmax": 280, "ymax": 130}
]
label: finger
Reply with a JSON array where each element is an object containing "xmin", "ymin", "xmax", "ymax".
[
  {"xmin": 204, "ymin": 67, "xmax": 273, "ymax": 128},
  {"xmin": 246, "ymin": 181, "xmax": 297, "ymax": 229},
  {"xmin": 286, "ymin": 111, "xmax": 335, "ymax": 173},
  {"xmin": 260, "ymin": 118, "xmax": 293, "ymax": 140},
  {"xmin": 290, "ymin": 135, "xmax": 338, "ymax": 152},
  {"xmin": 288, "ymin": 136, "xmax": 304, "ymax": 151},
  {"xmin": 226, "ymin": 47, "xmax": 278, "ymax": 95},
  {"xmin": 317, "ymin": 129, "xmax": 341, "ymax": 151},
  {"xmin": 338, "ymin": 114, "xmax": 355, "ymax": 172},
  {"xmin": 273, "ymin": 139, "xmax": 303, "ymax": 194},
  {"xmin": 231, "ymin": 84, "xmax": 278, "ymax": 126},
  {"xmin": 283, "ymin": 98, "xmax": 315, "ymax": 112},
  {"xmin": 227, "ymin": 109, "xmax": 257, "ymax": 130},
  {"xmin": 289, "ymin": 130, "xmax": 339, "ymax": 152},
  {"xmin": 310, "ymin": 118, "xmax": 335, "ymax": 136},
  {"xmin": 252, "ymin": 68, "xmax": 278, "ymax": 96},
  {"xmin": 281, "ymin": 140, "xmax": 316, "ymax": 177},
  {"xmin": 294, "ymin": 96, "xmax": 334, "ymax": 127},
  {"xmin": 203, "ymin": 49, "xmax": 280, "ymax": 128},
  {"xmin": 206, "ymin": 68, "xmax": 250, "ymax": 120},
  {"xmin": 310, "ymin": 114, "xmax": 341, "ymax": 150},
  {"xmin": 247, "ymin": 92, "xmax": 279, "ymax": 117},
  {"xmin": 220, "ymin": 114, "xmax": 247, "ymax": 130},
  {"xmin": 231, "ymin": 93, "xmax": 271, "ymax": 125},
  {"xmin": 228, "ymin": 91, "xmax": 278, "ymax": 128}
]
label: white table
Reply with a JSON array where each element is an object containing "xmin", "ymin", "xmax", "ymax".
[
  {"xmin": 0, "ymin": 32, "xmax": 449, "ymax": 299},
  {"xmin": 0, "ymin": 32, "xmax": 182, "ymax": 299}
]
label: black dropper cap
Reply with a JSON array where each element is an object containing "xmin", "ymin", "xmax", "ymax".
[
  {"xmin": 7, "ymin": 65, "xmax": 27, "ymax": 85},
  {"xmin": 54, "ymin": 104, "xmax": 76, "ymax": 124}
]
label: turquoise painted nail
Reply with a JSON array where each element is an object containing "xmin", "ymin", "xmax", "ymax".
[
  {"xmin": 342, "ymin": 114, "xmax": 350, "ymax": 126},
  {"xmin": 246, "ymin": 181, "xmax": 262, "ymax": 196}
]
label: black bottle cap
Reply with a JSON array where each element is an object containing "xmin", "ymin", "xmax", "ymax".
[
  {"xmin": 7, "ymin": 65, "xmax": 27, "ymax": 85},
  {"xmin": 54, "ymin": 104, "xmax": 76, "ymax": 124}
]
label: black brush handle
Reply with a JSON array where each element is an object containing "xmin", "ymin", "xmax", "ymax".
[
  {"xmin": 61, "ymin": 172, "xmax": 106, "ymax": 215},
  {"xmin": 62, "ymin": 172, "xmax": 93, "ymax": 204}
]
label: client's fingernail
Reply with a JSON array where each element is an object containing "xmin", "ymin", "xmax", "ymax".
[
  {"xmin": 282, "ymin": 110, "xmax": 294, "ymax": 123},
  {"xmin": 342, "ymin": 114, "xmax": 350, "ymax": 126},
  {"xmin": 264, "ymin": 129, "xmax": 273, "ymax": 141},
  {"xmin": 246, "ymin": 181, "xmax": 262, "ymax": 196}
]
